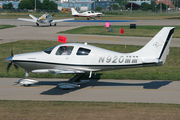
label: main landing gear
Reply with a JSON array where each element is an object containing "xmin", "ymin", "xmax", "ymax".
[
  {"xmin": 18, "ymin": 72, "xmax": 89, "ymax": 90},
  {"xmin": 36, "ymin": 22, "xmax": 39, "ymax": 26}
]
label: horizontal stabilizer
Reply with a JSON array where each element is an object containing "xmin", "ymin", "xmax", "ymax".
[{"xmin": 142, "ymin": 58, "xmax": 160, "ymax": 63}]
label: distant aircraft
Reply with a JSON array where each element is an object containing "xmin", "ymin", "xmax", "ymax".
[
  {"xmin": 17, "ymin": 13, "xmax": 75, "ymax": 26},
  {"xmin": 5, "ymin": 27, "xmax": 175, "ymax": 89},
  {"xmin": 71, "ymin": 8, "xmax": 103, "ymax": 20}
]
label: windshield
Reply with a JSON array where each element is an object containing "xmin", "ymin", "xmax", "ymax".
[
  {"xmin": 44, "ymin": 46, "xmax": 56, "ymax": 54},
  {"xmin": 46, "ymin": 14, "xmax": 51, "ymax": 18}
]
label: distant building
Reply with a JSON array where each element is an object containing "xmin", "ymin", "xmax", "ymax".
[
  {"xmin": 127, "ymin": 0, "xmax": 151, "ymax": 5},
  {"xmin": 92, "ymin": 1, "xmax": 117, "ymax": 10},
  {"xmin": 0, "ymin": 1, "xmax": 19, "ymax": 9},
  {"xmin": 155, "ymin": 0, "xmax": 174, "ymax": 8},
  {"xmin": 56, "ymin": 1, "xmax": 93, "ymax": 11}
]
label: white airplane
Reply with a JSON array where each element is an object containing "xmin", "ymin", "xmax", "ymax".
[
  {"xmin": 17, "ymin": 13, "xmax": 75, "ymax": 26},
  {"xmin": 5, "ymin": 27, "xmax": 175, "ymax": 89},
  {"xmin": 71, "ymin": 8, "xmax": 103, "ymax": 20}
]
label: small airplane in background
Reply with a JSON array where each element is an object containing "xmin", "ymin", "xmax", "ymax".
[
  {"xmin": 17, "ymin": 13, "xmax": 75, "ymax": 26},
  {"xmin": 5, "ymin": 27, "xmax": 175, "ymax": 89},
  {"xmin": 71, "ymin": 8, "xmax": 103, "ymax": 20}
]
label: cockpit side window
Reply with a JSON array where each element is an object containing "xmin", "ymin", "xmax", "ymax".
[
  {"xmin": 88, "ymin": 11, "xmax": 90, "ymax": 14},
  {"xmin": 91, "ymin": 11, "xmax": 94, "ymax": 13},
  {"xmin": 44, "ymin": 46, "xmax": 56, "ymax": 54},
  {"xmin": 76, "ymin": 47, "xmax": 91, "ymax": 55},
  {"xmin": 56, "ymin": 46, "xmax": 74, "ymax": 55}
]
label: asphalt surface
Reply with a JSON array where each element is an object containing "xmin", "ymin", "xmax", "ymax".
[
  {"xmin": 0, "ymin": 78, "xmax": 180, "ymax": 104},
  {"xmin": 0, "ymin": 19, "xmax": 180, "ymax": 103}
]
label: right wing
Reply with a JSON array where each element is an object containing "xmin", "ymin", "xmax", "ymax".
[
  {"xmin": 17, "ymin": 14, "xmax": 38, "ymax": 23},
  {"xmin": 17, "ymin": 18, "xmax": 36, "ymax": 23},
  {"xmin": 28, "ymin": 14, "xmax": 38, "ymax": 21},
  {"xmin": 51, "ymin": 18, "xmax": 75, "ymax": 23}
]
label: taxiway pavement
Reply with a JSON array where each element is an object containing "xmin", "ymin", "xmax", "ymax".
[
  {"xmin": 0, "ymin": 19, "xmax": 180, "ymax": 47},
  {"xmin": 0, "ymin": 78, "xmax": 180, "ymax": 104}
]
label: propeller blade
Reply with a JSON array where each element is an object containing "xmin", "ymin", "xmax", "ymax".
[
  {"xmin": 11, "ymin": 49, "xmax": 13, "ymax": 56},
  {"xmin": 7, "ymin": 62, "xmax": 12, "ymax": 73},
  {"xmin": 52, "ymin": 14, "xmax": 55, "ymax": 16},
  {"xmin": 14, "ymin": 64, "xmax": 19, "ymax": 70}
]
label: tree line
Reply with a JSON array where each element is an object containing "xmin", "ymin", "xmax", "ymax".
[
  {"xmin": 3, "ymin": 0, "xmax": 57, "ymax": 10},
  {"xmin": 2, "ymin": 0, "xmax": 178, "ymax": 12}
]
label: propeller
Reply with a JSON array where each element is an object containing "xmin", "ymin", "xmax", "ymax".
[
  {"xmin": 52, "ymin": 14, "xmax": 55, "ymax": 17},
  {"xmin": 6, "ymin": 46, "xmax": 18, "ymax": 73}
]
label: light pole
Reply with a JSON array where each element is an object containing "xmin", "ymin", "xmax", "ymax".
[{"xmin": 35, "ymin": 0, "xmax": 36, "ymax": 12}]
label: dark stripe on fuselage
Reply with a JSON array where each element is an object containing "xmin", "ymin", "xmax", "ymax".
[{"xmin": 13, "ymin": 60, "xmax": 158, "ymax": 70}]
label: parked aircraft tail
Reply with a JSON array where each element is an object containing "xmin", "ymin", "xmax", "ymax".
[
  {"xmin": 135, "ymin": 27, "xmax": 175, "ymax": 65},
  {"xmin": 71, "ymin": 8, "xmax": 79, "ymax": 15}
]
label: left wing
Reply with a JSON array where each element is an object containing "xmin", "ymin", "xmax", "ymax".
[{"xmin": 51, "ymin": 18, "xmax": 75, "ymax": 23}]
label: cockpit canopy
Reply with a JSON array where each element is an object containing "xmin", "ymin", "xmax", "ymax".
[
  {"xmin": 46, "ymin": 14, "xmax": 51, "ymax": 18},
  {"xmin": 44, "ymin": 45, "xmax": 91, "ymax": 56},
  {"xmin": 88, "ymin": 11, "xmax": 95, "ymax": 14}
]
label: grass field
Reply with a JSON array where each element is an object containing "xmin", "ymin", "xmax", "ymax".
[
  {"xmin": 1, "ymin": 11, "xmax": 180, "ymax": 20},
  {"xmin": 59, "ymin": 25, "xmax": 180, "ymax": 37},
  {"xmin": 0, "ymin": 100, "xmax": 180, "ymax": 120},
  {"xmin": 1, "ymin": 40, "xmax": 180, "ymax": 80},
  {"xmin": 0, "ymin": 25, "xmax": 16, "ymax": 29}
]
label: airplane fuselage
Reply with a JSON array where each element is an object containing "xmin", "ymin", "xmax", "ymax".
[{"xmin": 6, "ymin": 43, "xmax": 162, "ymax": 73}]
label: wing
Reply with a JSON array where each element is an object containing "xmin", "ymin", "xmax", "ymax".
[
  {"xmin": 29, "ymin": 14, "xmax": 38, "ymax": 21},
  {"xmin": 32, "ymin": 69, "xmax": 85, "ymax": 75},
  {"xmin": 17, "ymin": 18, "xmax": 36, "ymax": 23},
  {"xmin": 51, "ymin": 18, "xmax": 75, "ymax": 23}
]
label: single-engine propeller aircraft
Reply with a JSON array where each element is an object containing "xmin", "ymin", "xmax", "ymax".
[
  {"xmin": 5, "ymin": 27, "xmax": 175, "ymax": 89},
  {"xmin": 71, "ymin": 8, "xmax": 103, "ymax": 20},
  {"xmin": 17, "ymin": 13, "xmax": 75, "ymax": 26}
]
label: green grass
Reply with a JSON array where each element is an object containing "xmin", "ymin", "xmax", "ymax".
[
  {"xmin": 1, "ymin": 40, "xmax": 180, "ymax": 80},
  {"xmin": 0, "ymin": 100, "xmax": 180, "ymax": 120},
  {"xmin": 1, "ymin": 11, "xmax": 180, "ymax": 20},
  {"xmin": 0, "ymin": 25, "xmax": 16, "ymax": 29},
  {"xmin": 59, "ymin": 25, "xmax": 180, "ymax": 37}
]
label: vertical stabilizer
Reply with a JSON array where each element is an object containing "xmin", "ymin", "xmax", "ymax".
[
  {"xmin": 135, "ymin": 27, "xmax": 175, "ymax": 65},
  {"xmin": 71, "ymin": 8, "xmax": 79, "ymax": 16}
]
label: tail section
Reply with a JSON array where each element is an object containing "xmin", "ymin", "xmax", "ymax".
[
  {"xmin": 28, "ymin": 13, "xmax": 38, "ymax": 21},
  {"xmin": 71, "ymin": 8, "xmax": 79, "ymax": 16},
  {"xmin": 135, "ymin": 27, "xmax": 175, "ymax": 65}
]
